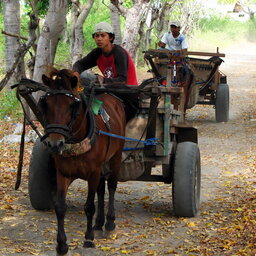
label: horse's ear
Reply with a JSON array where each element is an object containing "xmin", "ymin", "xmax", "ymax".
[
  {"xmin": 42, "ymin": 74, "xmax": 51, "ymax": 86},
  {"xmin": 70, "ymin": 76, "xmax": 78, "ymax": 89}
]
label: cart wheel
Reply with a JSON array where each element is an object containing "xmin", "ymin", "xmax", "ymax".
[
  {"xmin": 29, "ymin": 138, "xmax": 56, "ymax": 210},
  {"xmin": 215, "ymin": 83, "xmax": 229, "ymax": 122},
  {"xmin": 172, "ymin": 142, "xmax": 201, "ymax": 217}
]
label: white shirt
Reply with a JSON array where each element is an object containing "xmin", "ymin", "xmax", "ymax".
[{"xmin": 161, "ymin": 32, "xmax": 188, "ymax": 50}]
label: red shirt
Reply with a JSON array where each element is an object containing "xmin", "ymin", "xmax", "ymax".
[{"xmin": 73, "ymin": 45, "xmax": 138, "ymax": 86}]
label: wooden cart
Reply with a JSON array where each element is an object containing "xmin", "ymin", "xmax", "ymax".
[
  {"xmin": 144, "ymin": 49, "xmax": 229, "ymax": 122},
  {"xmin": 14, "ymin": 71, "xmax": 201, "ymax": 218}
]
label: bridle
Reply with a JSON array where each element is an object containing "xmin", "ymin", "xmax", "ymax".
[{"xmin": 39, "ymin": 89, "xmax": 83, "ymax": 144}]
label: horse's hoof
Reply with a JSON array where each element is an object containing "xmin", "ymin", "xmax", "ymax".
[
  {"xmin": 83, "ymin": 240, "xmax": 95, "ymax": 248},
  {"xmin": 56, "ymin": 252, "xmax": 70, "ymax": 256},
  {"xmin": 93, "ymin": 225, "xmax": 103, "ymax": 232},
  {"xmin": 56, "ymin": 244, "xmax": 69, "ymax": 256},
  {"xmin": 104, "ymin": 229, "xmax": 116, "ymax": 238},
  {"xmin": 94, "ymin": 229, "xmax": 104, "ymax": 239},
  {"xmin": 105, "ymin": 221, "xmax": 116, "ymax": 231}
]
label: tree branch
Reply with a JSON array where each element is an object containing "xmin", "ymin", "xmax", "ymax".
[
  {"xmin": 1, "ymin": 31, "xmax": 28, "ymax": 41},
  {"xmin": 0, "ymin": 13, "xmax": 38, "ymax": 91},
  {"xmin": 109, "ymin": 0, "xmax": 127, "ymax": 16}
]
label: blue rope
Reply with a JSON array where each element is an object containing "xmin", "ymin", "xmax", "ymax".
[
  {"xmin": 98, "ymin": 130, "xmax": 159, "ymax": 146},
  {"xmin": 123, "ymin": 147, "xmax": 144, "ymax": 151}
]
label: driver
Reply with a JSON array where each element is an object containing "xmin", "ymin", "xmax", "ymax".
[
  {"xmin": 72, "ymin": 21, "xmax": 138, "ymax": 87},
  {"xmin": 158, "ymin": 21, "xmax": 188, "ymax": 53},
  {"xmin": 72, "ymin": 21, "xmax": 139, "ymax": 122}
]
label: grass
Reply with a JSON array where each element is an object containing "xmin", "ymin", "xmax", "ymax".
[
  {"xmin": 189, "ymin": 16, "xmax": 251, "ymax": 51},
  {"xmin": 0, "ymin": 89, "xmax": 23, "ymax": 120}
]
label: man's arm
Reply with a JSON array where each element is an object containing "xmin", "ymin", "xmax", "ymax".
[
  {"xmin": 181, "ymin": 35, "xmax": 188, "ymax": 52},
  {"xmin": 159, "ymin": 32, "xmax": 169, "ymax": 48},
  {"xmin": 72, "ymin": 48, "xmax": 99, "ymax": 74}
]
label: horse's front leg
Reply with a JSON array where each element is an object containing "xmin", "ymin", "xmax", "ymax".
[
  {"xmin": 55, "ymin": 175, "xmax": 70, "ymax": 256},
  {"xmin": 83, "ymin": 176, "xmax": 98, "ymax": 248}
]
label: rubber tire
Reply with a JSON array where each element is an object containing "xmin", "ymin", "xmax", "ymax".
[
  {"xmin": 172, "ymin": 142, "xmax": 201, "ymax": 217},
  {"xmin": 28, "ymin": 138, "xmax": 56, "ymax": 210},
  {"xmin": 215, "ymin": 83, "xmax": 229, "ymax": 122}
]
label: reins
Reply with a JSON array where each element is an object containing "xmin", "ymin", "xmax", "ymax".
[{"xmin": 13, "ymin": 85, "xmax": 47, "ymax": 190}]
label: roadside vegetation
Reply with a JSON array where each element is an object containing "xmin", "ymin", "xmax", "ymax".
[{"xmin": 0, "ymin": 14, "xmax": 254, "ymax": 120}]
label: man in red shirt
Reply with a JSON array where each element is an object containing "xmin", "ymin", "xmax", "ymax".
[
  {"xmin": 73, "ymin": 21, "xmax": 138, "ymax": 86},
  {"xmin": 73, "ymin": 21, "xmax": 139, "ymax": 121}
]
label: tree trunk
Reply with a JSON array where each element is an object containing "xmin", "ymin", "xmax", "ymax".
[
  {"xmin": 70, "ymin": 0, "xmax": 95, "ymax": 65},
  {"xmin": 110, "ymin": 0, "xmax": 150, "ymax": 63},
  {"xmin": 4, "ymin": 0, "xmax": 22, "ymax": 88},
  {"xmin": 121, "ymin": 0, "xmax": 149, "ymax": 63},
  {"xmin": 33, "ymin": 0, "xmax": 68, "ymax": 83},
  {"xmin": 157, "ymin": 2, "xmax": 173, "ymax": 39},
  {"xmin": 110, "ymin": 3, "xmax": 122, "ymax": 45}
]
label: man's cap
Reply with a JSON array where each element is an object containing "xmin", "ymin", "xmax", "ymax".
[
  {"xmin": 94, "ymin": 22, "xmax": 114, "ymax": 34},
  {"xmin": 170, "ymin": 21, "xmax": 181, "ymax": 27}
]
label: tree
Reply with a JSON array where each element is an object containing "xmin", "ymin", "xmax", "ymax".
[
  {"xmin": 172, "ymin": 0, "xmax": 204, "ymax": 36},
  {"xmin": 3, "ymin": 0, "xmax": 23, "ymax": 88},
  {"xmin": 0, "ymin": 13, "xmax": 38, "ymax": 91},
  {"xmin": 110, "ymin": 0, "xmax": 150, "ymax": 63},
  {"xmin": 140, "ymin": 0, "xmax": 176, "ymax": 51},
  {"xmin": 33, "ymin": 0, "xmax": 68, "ymax": 84},
  {"xmin": 70, "ymin": 0, "xmax": 95, "ymax": 65},
  {"xmin": 110, "ymin": 3, "xmax": 122, "ymax": 45}
]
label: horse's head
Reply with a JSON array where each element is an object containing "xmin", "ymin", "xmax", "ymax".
[{"xmin": 40, "ymin": 69, "xmax": 82, "ymax": 154}]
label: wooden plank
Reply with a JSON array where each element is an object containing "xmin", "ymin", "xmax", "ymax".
[
  {"xmin": 145, "ymin": 49, "xmax": 225, "ymax": 58},
  {"xmin": 187, "ymin": 60, "xmax": 215, "ymax": 66},
  {"xmin": 187, "ymin": 51, "xmax": 225, "ymax": 57}
]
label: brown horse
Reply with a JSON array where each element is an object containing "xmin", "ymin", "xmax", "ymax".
[{"xmin": 39, "ymin": 68, "xmax": 126, "ymax": 255}]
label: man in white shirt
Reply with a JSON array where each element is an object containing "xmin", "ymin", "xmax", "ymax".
[{"xmin": 158, "ymin": 21, "xmax": 188, "ymax": 53}]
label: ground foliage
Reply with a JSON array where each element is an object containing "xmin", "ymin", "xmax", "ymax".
[
  {"xmin": 0, "ymin": 41, "xmax": 256, "ymax": 256},
  {"xmin": 0, "ymin": 113, "xmax": 255, "ymax": 255}
]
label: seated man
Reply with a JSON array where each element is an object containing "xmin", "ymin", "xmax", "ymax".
[
  {"xmin": 72, "ymin": 21, "xmax": 139, "ymax": 122},
  {"xmin": 73, "ymin": 21, "xmax": 138, "ymax": 86},
  {"xmin": 158, "ymin": 21, "xmax": 188, "ymax": 54}
]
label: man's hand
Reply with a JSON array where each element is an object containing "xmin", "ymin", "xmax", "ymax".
[
  {"xmin": 158, "ymin": 41, "xmax": 166, "ymax": 48},
  {"xmin": 73, "ymin": 71, "xmax": 80, "ymax": 77},
  {"xmin": 97, "ymin": 75, "xmax": 104, "ymax": 87}
]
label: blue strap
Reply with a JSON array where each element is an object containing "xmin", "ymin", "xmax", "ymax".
[
  {"xmin": 98, "ymin": 130, "xmax": 159, "ymax": 146},
  {"xmin": 123, "ymin": 147, "xmax": 144, "ymax": 151}
]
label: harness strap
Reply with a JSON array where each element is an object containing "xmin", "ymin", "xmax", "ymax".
[
  {"xmin": 98, "ymin": 130, "xmax": 159, "ymax": 146},
  {"xmin": 41, "ymin": 124, "xmax": 70, "ymax": 142},
  {"xmin": 14, "ymin": 88, "xmax": 46, "ymax": 190},
  {"xmin": 14, "ymin": 115, "xmax": 26, "ymax": 190}
]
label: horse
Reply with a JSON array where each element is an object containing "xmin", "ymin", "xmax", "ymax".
[{"xmin": 39, "ymin": 68, "xmax": 126, "ymax": 255}]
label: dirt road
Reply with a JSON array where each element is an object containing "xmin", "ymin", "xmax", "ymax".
[{"xmin": 0, "ymin": 41, "xmax": 255, "ymax": 256}]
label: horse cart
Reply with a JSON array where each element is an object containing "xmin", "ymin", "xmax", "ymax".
[
  {"xmin": 144, "ymin": 48, "xmax": 229, "ymax": 122},
  {"xmin": 13, "ymin": 60, "xmax": 201, "ymax": 219}
]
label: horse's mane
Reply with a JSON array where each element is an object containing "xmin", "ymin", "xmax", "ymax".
[
  {"xmin": 44, "ymin": 66, "xmax": 81, "ymax": 90},
  {"xmin": 46, "ymin": 66, "xmax": 74, "ymax": 79}
]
